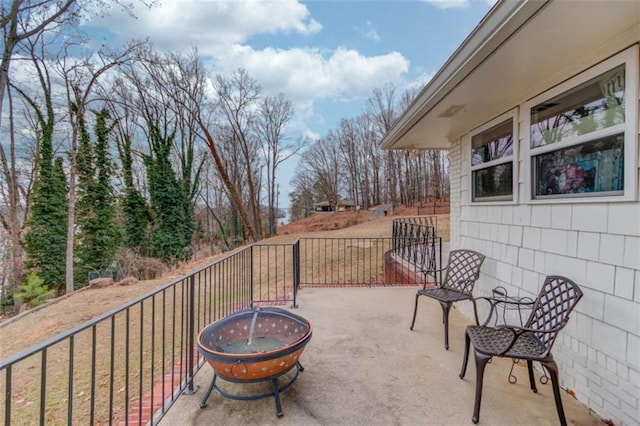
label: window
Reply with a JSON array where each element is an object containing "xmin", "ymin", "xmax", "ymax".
[
  {"xmin": 526, "ymin": 46, "xmax": 637, "ymax": 202},
  {"xmin": 470, "ymin": 112, "xmax": 517, "ymax": 202}
]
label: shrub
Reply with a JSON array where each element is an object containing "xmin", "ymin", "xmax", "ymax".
[
  {"xmin": 137, "ymin": 257, "xmax": 166, "ymax": 280},
  {"xmin": 0, "ymin": 289, "xmax": 14, "ymax": 314},
  {"xmin": 115, "ymin": 247, "xmax": 140, "ymax": 279},
  {"xmin": 114, "ymin": 248, "xmax": 166, "ymax": 280},
  {"xmin": 16, "ymin": 273, "xmax": 55, "ymax": 309}
]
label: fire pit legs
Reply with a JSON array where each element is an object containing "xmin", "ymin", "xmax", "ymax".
[
  {"xmin": 199, "ymin": 361, "xmax": 305, "ymax": 417},
  {"xmin": 272, "ymin": 377, "xmax": 283, "ymax": 417}
]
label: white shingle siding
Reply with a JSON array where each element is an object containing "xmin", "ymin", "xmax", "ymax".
[
  {"xmin": 551, "ymin": 204, "xmax": 572, "ymax": 229},
  {"xmin": 577, "ymin": 232, "xmax": 600, "ymax": 261},
  {"xmin": 604, "ymin": 295, "xmax": 640, "ymax": 336},
  {"xmin": 571, "ymin": 204, "xmax": 608, "ymax": 233},
  {"xmin": 585, "ymin": 261, "xmax": 615, "ymax": 294},
  {"xmin": 614, "ymin": 267, "xmax": 636, "ymax": 300},
  {"xmin": 608, "ymin": 204, "xmax": 640, "ymax": 236},
  {"xmin": 624, "ymin": 236, "xmax": 640, "ymax": 269},
  {"xmin": 600, "ymin": 234, "xmax": 626, "ymax": 266},
  {"xmin": 451, "ymin": 59, "xmax": 640, "ymax": 425}
]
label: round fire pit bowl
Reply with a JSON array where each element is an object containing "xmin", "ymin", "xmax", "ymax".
[{"xmin": 197, "ymin": 306, "xmax": 312, "ymax": 417}]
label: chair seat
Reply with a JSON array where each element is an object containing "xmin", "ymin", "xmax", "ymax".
[
  {"xmin": 418, "ymin": 287, "xmax": 470, "ymax": 303},
  {"xmin": 466, "ymin": 325, "xmax": 547, "ymax": 359}
]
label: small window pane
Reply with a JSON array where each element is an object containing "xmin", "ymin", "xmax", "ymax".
[
  {"xmin": 531, "ymin": 65, "xmax": 625, "ymax": 148},
  {"xmin": 471, "ymin": 120, "xmax": 513, "ymax": 166},
  {"xmin": 534, "ymin": 133, "xmax": 624, "ymax": 198},
  {"xmin": 472, "ymin": 163, "xmax": 513, "ymax": 201}
]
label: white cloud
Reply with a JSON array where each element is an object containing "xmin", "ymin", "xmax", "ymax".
[
  {"xmin": 423, "ymin": 0, "xmax": 469, "ymax": 9},
  {"xmin": 88, "ymin": 0, "xmax": 321, "ymax": 48},
  {"xmin": 358, "ymin": 21, "xmax": 381, "ymax": 42},
  {"xmin": 208, "ymin": 45, "xmax": 409, "ymax": 104}
]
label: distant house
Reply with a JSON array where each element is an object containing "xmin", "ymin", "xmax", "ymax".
[
  {"xmin": 381, "ymin": 1, "xmax": 639, "ymax": 424},
  {"xmin": 313, "ymin": 201, "xmax": 333, "ymax": 212},
  {"xmin": 336, "ymin": 199, "xmax": 357, "ymax": 211}
]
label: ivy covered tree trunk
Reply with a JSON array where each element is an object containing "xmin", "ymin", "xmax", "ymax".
[
  {"xmin": 75, "ymin": 110, "xmax": 121, "ymax": 280},
  {"xmin": 119, "ymin": 134, "xmax": 150, "ymax": 251},
  {"xmin": 24, "ymin": 133, "xmax": 68, "ymax": 294},
  {"xmin": 145, "ymin": 125, "xmax": 193, "ymax": 264}
]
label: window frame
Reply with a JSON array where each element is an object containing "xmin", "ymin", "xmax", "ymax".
[
  {"xmin": 523, "ymin": 45, "xmax": 638, "ymax": 203},
  {"xmin": 468, "ymin": 109, "xmax": 519, "ymax": 204}
]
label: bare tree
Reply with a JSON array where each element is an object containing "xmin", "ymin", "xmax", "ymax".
[
  {"xmin": 256, "ymin": 93, "xmax": 304, "ymax": 237},
  {"xmin": 357, "ymin": 113, "xmax": 380, "ymax": 208},
  {"xmin": 214, "ymin": 69, "xmax": 264, "ymax": 240},
  {"xmin": 289, "ymin": 167, "xmax": 316, "ymax": 221},
  {"xmin": 301, "ymin": 134, "xmax": 341, "ymax": 208},
  {"xmin": 335, "ymin": 117, "xmax": 361, "ymax": 207},
  {"xmin": 365, "ymin": 83, "xmax": 400, "ymax": 208},
  {"xmin": 0, "ymin": 0, "xmax": 153, "ymax": 128},
  {"xmin": 0, "ymin": 83, "xmax": 34, "ymax": 304}
]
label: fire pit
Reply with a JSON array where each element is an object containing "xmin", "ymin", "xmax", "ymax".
[{"xmin": 197, "ymin": 306, "xmax": 312, "ymax": 417}]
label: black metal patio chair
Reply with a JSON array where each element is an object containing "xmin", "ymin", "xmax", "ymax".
[
  {"xmin": 409, "ymin": 249, "xmax": 485, "ymax": 350},
  {"xmin": 459, "ymin": 275, "xmax": 583, "ymax": 425}
]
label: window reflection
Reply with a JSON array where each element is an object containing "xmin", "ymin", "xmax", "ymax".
[
  {"xmin": 471, "ymin": 120, "xmax": 513, "ymax": 166},
  {"xmin": 473, "ymin": 163, "xmax": 513, "ymax": 201},
  {"xmin": 531, "ymin": 65, "xmax": 625, "ymax": 148}
]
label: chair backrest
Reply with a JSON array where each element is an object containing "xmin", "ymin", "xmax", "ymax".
[
  {"xmin": 524, "ymin": 275, "xmax": 583, "ymax": 351},
  {"xmin": 441, "ymin": 249, "xmax": 485, "ymax": 295}
]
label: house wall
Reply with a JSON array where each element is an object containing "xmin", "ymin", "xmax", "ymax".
[{"xmin": 449, "ymin": 61, "xmax": 640, "ymax": 425}]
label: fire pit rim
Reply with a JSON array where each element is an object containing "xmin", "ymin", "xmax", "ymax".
[{"xmin": 197, "ymin": 306, "xmax": 313, "ymax": 362}]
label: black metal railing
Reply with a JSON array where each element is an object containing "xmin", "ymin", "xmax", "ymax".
[
  {"xmin": 0, "ymin": 218, "xmax": 441, "ymax": 425},
  {"xmin": 391, "ymin": 219, "xmax": 442, "ymax": 283},
  {"xmin": 298, "ymin": 237, "xmax": 392, "ymax": 286},
  {"xmin": 297, "ymin": 235, "xmax": 439, "ymax": 287},
  {"xmin": 0, "ymin": 246, "xmax": 254, "ymax": 426},
  {"xmin": 395, "ymin": 215, "xmax": 437, "ymax": 230},
  {"xmin": 250, "ymin": 242, "xmax": 299, "ymax": 306}
]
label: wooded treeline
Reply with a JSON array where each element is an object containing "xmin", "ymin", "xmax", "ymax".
[
  {"xmin": 289, "ymin": 84, "xmax": 449, "ymax": 221},
  {"xmin": 0, "ymin": 0, "xmax": 449, "ymax": 313}
]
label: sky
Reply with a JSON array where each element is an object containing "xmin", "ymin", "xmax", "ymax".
[{"xmin": 85, "ymin": 0, "xmax": 495, "ymax": 210}]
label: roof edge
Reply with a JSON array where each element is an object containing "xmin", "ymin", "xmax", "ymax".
[{"xmin": 381, "ymin": 0, "xmax": 549, "ymax": 150}]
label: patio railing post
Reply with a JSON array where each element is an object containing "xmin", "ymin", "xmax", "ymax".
[
  {"xmin": 250, "ymin": 245, "xmax": 255, "ymax": 307},
  {"xmin": 185, "ymin": 274, "xmax": 199, "ymax": 394},
  {"xmin": 292, "ymin": 240, "xmax": 300, "ymax": 308}
]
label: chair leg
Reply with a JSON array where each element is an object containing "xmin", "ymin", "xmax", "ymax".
[
  {"xmin": 471, "ymin": 298, "xmax": 480, "ymax": 325},
  {"xmin": 542, "ymin": 359, "xmax": 567, "ymax": 426},
  {"xmin": 526, "ymin": 360, "xmax": 538, "ymax": 393},
  {"xmin": 410, "ymin": 293, "xmax": 420, "ymax": 330},
  {"xmin": 472, "ymin": 351, "xmax": 492, "ymax": 424},
  {"xmin": 459, "ymin": 331, "xmax": 470, "ymax": 379},
  {"xmin": 440, "ymin": 301, "xmax": 452, "ymax": 350}
]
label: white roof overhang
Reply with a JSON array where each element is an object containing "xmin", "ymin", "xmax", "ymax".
[{"xmin": 381, "ymin": 0, "xmax": 640, "ymax": 150}]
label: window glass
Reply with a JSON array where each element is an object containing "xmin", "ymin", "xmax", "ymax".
[
  {"xmin": 473, "ymin": 163, "xmax": 513, "ymax": 201},
  {"xmin": 471, "ymin": 120, "xmax": 513, "ymax": 165},
  {"xmin": 530, "ymin": 64, "xmax": 625, "ymax": 148},
  {"xmin": 534, "ymin": 133, "xmax": 624, "ymax": 197}
]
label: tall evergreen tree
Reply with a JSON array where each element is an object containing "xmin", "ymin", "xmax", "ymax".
[
  {"xmin": 145, "ymin": 124, "xmax": 193, "ymax": 263},
  {"xmin": 24, "ymin": 124, "xmax": 68, "ymax": 293},
  {"xmin": 119, "ymin": 134, "xmax": 150, "ymax": 251},
  {"xmin": 75, "ymin": 110, "xmax": 121, "ymax": 276}
]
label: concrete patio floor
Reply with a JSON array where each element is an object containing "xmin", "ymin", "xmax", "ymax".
[{"xmin": 160, "ymin": 287, "xmax": 602, "ymax": 426}]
